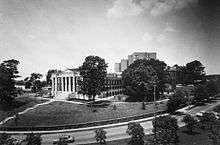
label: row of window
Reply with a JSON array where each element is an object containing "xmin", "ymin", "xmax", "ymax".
[
  {"xmin": 105, "ymin": 79, "xmax": 122, "ymax": 85},
  {"xmin": 105, "ymin": 85, "xmax": 123, "ymax": 90},
  {"xmin": 105, "ymin": 90, "xmax": 123, "ymax": 97}
]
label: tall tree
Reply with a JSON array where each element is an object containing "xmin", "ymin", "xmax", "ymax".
[
  {"xmin": 122, "ymin": 59, "xmax": 168, "ymax": 102},
  {"xmin": 0, "ymin": 59, "xmax": 20, "ymax": 104},
  {"xmin": 46, "ymin": 69, "xmax": 61, "ymax": 85},
  {"xmin": 78, "ymin": 56, "xmax": 108, "ymax": 101},
  {"xmin": 25, "ymin": 73, "xmax": 43, "ymax": 92},
  {"xmin": 186, "ymin": 60, "xmax": 206, "ymax": 85}
]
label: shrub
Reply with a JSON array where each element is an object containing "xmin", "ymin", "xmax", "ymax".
[
  {"xmin": 152, "ymin": 115, "xmax": 179, "ymax": 144},
  {"xmin": 25, "ymin": 133, "xmax": 42, "ymax": 145},
  {"xmin": 167, "ymin": 90, "xmax": 187, "ymax": 113},
  {"xmin": 95, "ymin": 128, "xmax": 107, "ymax": 145},
  {"xmin": 126, "ymin": 122, "xmax": 145, "ymax": 145},
  {"xmin": 182, "ymin": 114, "xmax": 198, "ymax": 133}
]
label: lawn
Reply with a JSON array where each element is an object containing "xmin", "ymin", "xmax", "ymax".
[
  {"xmin": 2, "ymin": 101, "xmax": 167, "ymax": 127},
  {"xmin": 0, "ymin": 94, "xmax": 48, "ymax": 122},
  {"xmin": 83, "ymin": 126, "xmax": 210, "ymax": 145}
]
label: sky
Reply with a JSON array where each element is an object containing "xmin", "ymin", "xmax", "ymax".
[{"xmin": 0, "ymin": 0, "xmax": 219, "ymax": 79}]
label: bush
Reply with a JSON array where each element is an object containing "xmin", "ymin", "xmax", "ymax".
[
  {"xmin": 182, "ymin": 114, "xmax": 198, "ymax": 133},
  {"xmin": 167, "ymin": 90, "xmax": 187, "ymax": 113},
  {"xmin": 152, "ymin": 115, "xmax": 179, "ymax": 144},
  {"xmin": 126, "ymin": 122, "xmax": 145, "ymax": 145},
  {"xmin": 95, "ymin": 128, "xmax": 107, "ymax": 145},
  {"xmin": 25, "ymin": 133, "xmax": 42, "ymax": 145}
]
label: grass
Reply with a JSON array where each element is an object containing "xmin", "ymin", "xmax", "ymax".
[
  {"xmin": 3, "ymin": 101, "xmax": 167, "ymax": 127},
  {"xmin": 0, "ymin": 94, "xmax": 48, "ymax": 122},
  {"xmin": 82, "ymin": 126, "xmax": 210, "ymax": 145}
]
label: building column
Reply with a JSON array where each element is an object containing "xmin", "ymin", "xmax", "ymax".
[{"xmin": 51, "ymin": 77, "xmax": 54, "ymax": 92}]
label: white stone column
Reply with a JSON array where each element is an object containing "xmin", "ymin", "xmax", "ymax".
[
  {"xmin": 54, "ymin": 77, "xmax": 57, "ymax": 92},
  {"xmin": 51, "ymin": 77, "xmax": 54, "ymax": 92}
]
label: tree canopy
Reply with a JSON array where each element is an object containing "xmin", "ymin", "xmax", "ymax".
[
  {"xmin": 152, "ymin": 115, "xmax": 179, "ymax": 145},
  {"xmin": 122, "ymin": 59, "xmax": 168, "ymax": 102},
  {"xmin": 185, "ymin": 60, "xmax": 205, "ymax": 85},
  {"xmin": 0, "ymin": 59, "xmax": 20, "ymax": 104},
  {"xmin": 24, "ymin": 73, "xmax": 43, "ymax": 92},
  {"xmin": 126, "ymin": 122, "xmax": 145, "ymax": 145},
  {"xmin": 46, "ymin": 69, "xmax": 61, "ymax": 85},
  {"xmin": 78, "ymin": 55, "xmax": 108, "ymax": 101}
]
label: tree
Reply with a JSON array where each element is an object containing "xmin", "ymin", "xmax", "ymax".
[
  {"xmin": 25, "ymin": 133, "xmax": 41, "ymax": 145},
  {"xmin": 193, "ymin": 84, "xmax": 209, "ymax": 104},
  {"xmin": 152, "ymin": 115, "xmax": 179, "ymax": 145},
  {"xmin": 185, "ymin": 60, "xmax": 205, "ymax": 85},
  {"xmin": 24, "ymin": 73, "xmax": 43, "ymax": 92},
  {"xmin": 122, "ymin": 59, "xmax": 159, "ymax": 102},
  {"xmin": 46, "ymin": 69, "xmax": 61, "ymax": 85},
  {"xmin": 182, "ymin": 114, "xmax": 198, "ymax": 133},
  {"xmin": 0, "ymin": 59, "xmax": 20, "ymax": 104},
  {"xmin": 166, "ymin": 90, "xmax": 187, "ymax": 113},
  {"xmin": 78, "ymin": 56, "xmax": 108, "ymax": 101},
  {"xmin": 205, "ymin": 80, "xmax": 218, "ymax": 98},
  {"xmin": 0, "ymin": 133, "xmax": 15, "ymax": 145},
  {"xmin": 126, "ymin": 122, "xmax": 145, "ymax": 145},
  {"xmin": 94, "ymin": 128, "xmax": 107, "ymax": 145},
  {"xmin": 198, "ymin": 112, "xmax": 220, "ymax": 145}
]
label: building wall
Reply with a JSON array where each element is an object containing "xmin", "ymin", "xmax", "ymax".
[
  {"xmin": 121, "ymin": 59, "xmax": 128, "ymax": 72},
  {"xmin": 114, "ymin": 63, "xmax": 121, "ymax": 72}
]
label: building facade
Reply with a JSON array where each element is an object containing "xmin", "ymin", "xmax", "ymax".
[
  {"xmin": 115, "ymin": 52, "xmax": 157, "ymax": 73},
  {"xmin": 115, "ymin": 63, "xmax": 121, "ymax": 72},
  {"xmin": 51, "ymin": 70, "xmax": 123, "ymax": 100}
]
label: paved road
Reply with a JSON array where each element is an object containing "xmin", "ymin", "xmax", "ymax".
[{"xmin": 11, "ymin": 98, "xmax": 220, "ymax": 145}]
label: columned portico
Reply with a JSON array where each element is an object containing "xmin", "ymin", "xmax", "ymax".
[{"xmin": 51, "ymin": 69, "xmax": 79, "ymax": 100}]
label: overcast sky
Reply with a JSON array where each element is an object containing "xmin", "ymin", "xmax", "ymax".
[{"xmin": 0, "ymin": 0, "xmax": 219, "ymax": 79}]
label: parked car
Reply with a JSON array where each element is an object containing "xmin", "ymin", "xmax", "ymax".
[{"xmin": 53, "ymin": 135, "xmax": 75, "ymax": 144}]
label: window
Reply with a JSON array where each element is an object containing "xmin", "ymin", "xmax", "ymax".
[
  {"xmin": 70, "ymin": 77, "xmax": 73, "ymax": 92},
  {"xmin": 63, "ymin": 77, "xmax": 65, "ymax": 91}
]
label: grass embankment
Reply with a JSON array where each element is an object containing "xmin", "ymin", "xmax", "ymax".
[
  {"xmin": 83, "ymin": 126, "xmax": 210, "ymax": 145},
  {"xmin": 0, "ymin": 94, "xmax": 48, "ymax": 122},
  {"xmin": 3, "ymin": 101, "xmax": 167, "ymax": 127}
]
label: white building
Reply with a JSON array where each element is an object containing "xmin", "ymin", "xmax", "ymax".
[{"xmin": 51, "ymin": 69, "xmax": 80, "ymax": 100}]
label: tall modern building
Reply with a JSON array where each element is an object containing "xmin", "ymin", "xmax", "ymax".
[
  {"xmin": 115, "ymin": 63, "xmax": 121, "ymax": 72},
  {"xmin": 120, "ymin": 59, "xmax": 129, "ymax": 72},
  {"xmin": 115, "ymin": 52, "xmax": 157, "ymax": 73}
]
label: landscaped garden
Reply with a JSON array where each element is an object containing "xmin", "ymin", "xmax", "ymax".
[
  {"xmin": 0, "ymin": 94, "xmax": 48, "ymax": 122},
  {"xmin": 2, "ymin": 100, "xmax": 167, "ymax": 128}
]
